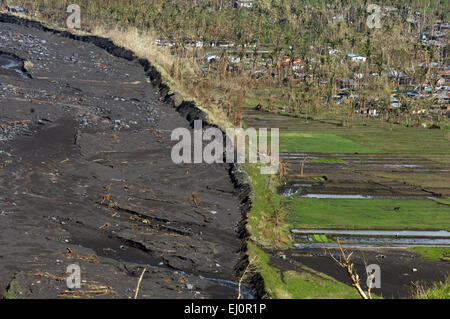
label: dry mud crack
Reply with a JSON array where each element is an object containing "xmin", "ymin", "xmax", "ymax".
[{"xmin": 0, "ymin": 14, "xmax": 257, "ymax": 299}]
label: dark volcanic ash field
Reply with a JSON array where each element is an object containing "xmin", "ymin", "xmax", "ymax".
[{"xmin": 0, "ymin": 16, "xmax": 252, "ymax": 298}]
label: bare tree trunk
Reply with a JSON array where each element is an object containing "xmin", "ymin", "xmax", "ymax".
[{"xmin": 330, "ymin": 239, "xmax": 372, "ymax": 299}]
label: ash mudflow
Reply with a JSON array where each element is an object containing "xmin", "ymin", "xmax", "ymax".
[{"xmin": 0, "ymin": 16, "xmax": 253, "ymax": 299}]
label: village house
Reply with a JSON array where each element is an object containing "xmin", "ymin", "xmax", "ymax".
[
  {"xmin": 234, "ymin": 0, "xmax": 255, "ymax": 9},
  {"xmin": 346, "ymin": 53, "xmax": 367, "ymax": 63},
  {"xmin": 355, "ymin": 101, "xmax": 380, "ymax": 117},
  {"xmin": 205, "ymin": 53, "xmax": 219, "ymax": 63}
]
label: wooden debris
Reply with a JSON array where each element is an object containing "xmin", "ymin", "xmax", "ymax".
[
  {"xmin": 134, "ymin": 267, "xmax": 147, "ymax": 299},
  {"xmin": 123, "ymin": 184, "xmax": 134, "ymax": 192},
  {"xmin": 191, "ymin": 192, "xmax": 200, "ymax": 206},
  {"xmin": 100, "ymin": 193, "xmax": 112, "ymax": 204},
  {"xmin": 108, "ymin": 202, "xmax": 119, "ymax": 209},
  {"xmin": 58, "ymin": 282, "xmax": 115, "ymax": 298},
  {"xmin": 98, "ymin": 222, "xmax": 111, "ymax": 230}
]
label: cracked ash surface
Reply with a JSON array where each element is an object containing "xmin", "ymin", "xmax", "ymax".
[{"xmin": 0, "ymin": 16, "xmax": 253, "ymax": 299}]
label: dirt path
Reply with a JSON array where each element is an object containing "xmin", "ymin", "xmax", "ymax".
[{"xmin": 0, "ymin": 15, "xmax": 252, "ymax": 299}]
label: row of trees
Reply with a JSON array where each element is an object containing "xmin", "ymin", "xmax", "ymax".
[{"xmin": 12, "ymin": 0, "xmax": 449, "ymax": 126}]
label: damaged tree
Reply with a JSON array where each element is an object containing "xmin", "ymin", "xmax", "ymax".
[{"xmin": 329, "ymin": 239, "xmax": 375, "ymax": 299}]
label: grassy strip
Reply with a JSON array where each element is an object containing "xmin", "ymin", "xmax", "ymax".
[
  {"xmin": 253, "ymin": 112, "xmax": 450, "ymax": 155},
  {"xmin": 279, "ymin": 127, "xmax": 450, "ymax": 155},
  {"xmin": 247, "ymin": 242, "xmax": 361, "ymax": 299},
  {"xmin": 337, "ymin": 126, "xmax": 450, "ymax": 156},
  {"xmin": 244, "ymin": 164, "xmax": 292, "ymax": 247},
  {"xmin": 410, "ymin": 247, "xmax": 450, "ymax": 261},
  {"xmin": 435, "ymin": 198, "xmax": 450, "ymax": 206},
  {"xmin": 308, "ymin": 158, "xmax": 346, "ymax": 163},
  {"xmin": 365, "ymin": 171, "xmax": 450, "ymax": 192},
  {"xmin": 415, "ymin": 278, "xmax": 450, "ymax": 299},
  {"xmin": 280, "ymin": 133, "xmax": 377, "ymax": 154},
  {"xmin": 3, "ymin": 279, "xmax": 22, "ymax": 299},
  {"xmin": 288, "ymin": 198, "xmax": 450, "ymax": 230}
]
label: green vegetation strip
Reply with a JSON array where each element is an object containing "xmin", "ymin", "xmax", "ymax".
[
  {"xmin": 410, "ymin": 247, "xmax": 450, "ymax": 261},
  {"xmin": 259, "ymin": 116, "xmax": 450, "ymax": 155},
  {"xmin": 415, "ymin": 278, "xmax": 450, "ymax": 299},
  {"xmin": 288, "ymin": 198, "xmax": 450, "ymax": 230},
  {"xmin": 3, "ymin": 279, "xmax": 22, "ymax": 299},
  {"xmin": 245, "ymin": 164, "xmax": 291, "ymax": 246},
  {"xmin": 247, "ymin": 242, "xmax": 361, "ymax": 299},
  {"xmin": 308, "ymin": 159, "xmax": 346, "ymax": 163},
  {"xmin": 280, "ymin": 133, "xmax": 376, "ymax": 154}
]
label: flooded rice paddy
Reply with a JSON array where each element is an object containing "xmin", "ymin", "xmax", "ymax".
[{"xmin": 292, "ymin": 229, "xmax": 450, "ymax": 248}]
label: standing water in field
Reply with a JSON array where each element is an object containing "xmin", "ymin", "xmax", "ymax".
[{"xmin": 292, "ymin": 229, "xmax": 450, "ymax": 248}]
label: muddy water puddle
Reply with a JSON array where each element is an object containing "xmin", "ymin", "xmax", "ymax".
[
  {"xmin": 292, "ymin": 229, "xmax": 450, "ymax": 237},
  {"xmin": 293, "ymin": 242, "xmax": 450, "ymax": 248},
  {"xmin": 277, "ymin": 184, "xmax": 435, "ymax": 199},
  {"xmin": 300, "ymin": 194, "xmax": 373, "ymax": 199},
  {"xmin": 0, "ymin": 54, "xmax": 29, "ymax": 78}
]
